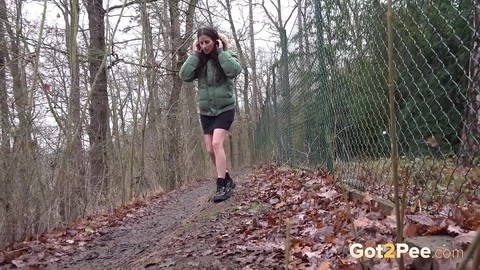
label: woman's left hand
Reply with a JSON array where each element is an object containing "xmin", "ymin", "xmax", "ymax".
[{"xmin": 217, "ymin": 39, "xmax": 223, "ymax": 49}]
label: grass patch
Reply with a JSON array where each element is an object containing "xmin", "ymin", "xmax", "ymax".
[
  {"xmin": 248, "ymin": 201, "xmax": 268, "ymax": 212},
  {"xmin": 334, "ymin": 157, "xmax": 479, "ymax": 210}
]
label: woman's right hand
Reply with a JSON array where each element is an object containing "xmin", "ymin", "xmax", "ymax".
[{"xmin": 192, "ymin": 40, "xmax": 200, "ymax": 52}]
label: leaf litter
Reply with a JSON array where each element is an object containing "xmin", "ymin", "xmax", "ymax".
[
  {"xmin": 0, "ymin": 163, "xmax": 478, "ymax": 269},
  {"xmin": 146, "ymin": 164, "xmax": 479, "ymax": 269}
]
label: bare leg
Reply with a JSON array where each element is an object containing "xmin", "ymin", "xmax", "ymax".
[
  {"xmin": 212, "ymin": 128, "xmax": 227, "ymax": 179},
  {"xmin": 204, "ymin": 134, "xmax": 215, "ymax": 167}
]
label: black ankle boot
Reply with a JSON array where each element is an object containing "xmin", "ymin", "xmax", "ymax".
[
  {"xmin": 225, "ymin": 172, "xmax": 235, "ymax": 193},
  {"xmin": 214, "ymin": 178, "xmax": 228, "ymax": 203}
]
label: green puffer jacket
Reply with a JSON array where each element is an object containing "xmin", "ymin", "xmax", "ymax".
[{"xmin": 179, "ymin": 49, "xmax": 242, "ymax": 116}]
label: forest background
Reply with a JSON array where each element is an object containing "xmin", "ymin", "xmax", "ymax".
[{"xmin": 0, "ymin": 0, "xmax": 479, "ymax": 261}]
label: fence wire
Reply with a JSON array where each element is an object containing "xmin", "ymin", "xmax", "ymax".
[{"xmin": 254, "ymin": 0, "xmax": 480, "ymax": 213}]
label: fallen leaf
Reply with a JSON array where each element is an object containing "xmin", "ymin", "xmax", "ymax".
[
  {"xmin": 363, "ymin": 193, "xmax": 373, "ymax": 203},
  {"xmin": 2, "ymin": 249, "xmax": 27, "ymax": 264},
  {"xmin": 305, "ymin": 178, "xmax": 323, "ymax": 186},
  {"xmin": 317, "ymin": 260, "xmax": 331, "ymax": 270},
  {"xmin": 354, "ymin": 216, "xmax": 372, "ymax": 228},
  {"xmin": 404, "ymin": 222, "xmax": 421, "ymax": 237},
  {"xmin": 426, "ymin": 135, "xmax": 438, "ymax": 148},
  {"xmin": 452, "ymin": 205, "xmax": 480, "ymax": 230},
  {"xmin": 426, "ymin": 224, "xmax": 448, "ymax": 235},
  {"xmin": 447, "ymin": 225, "xmax": 465, "ymax": 236},
  {"xmin": 454, "ymin": 230, "xmax": 478, "ymax": 248},
  {"xmin": 11, "ymin": 259, "xmax": 26, "ymax": 268},
  {"xmin": 275, "ymin": 201, "xmax": 286, "ymax": 209},
  {"xmin": 325, "ymin": 234, "xmax": 334, "ymax": 244},
  {"xmin": 85, "ymin": 226, "xmax": 95, "ymax": 234},
  {"xmin": 406, "ymin": 214, "xmax": 436, "ymax": 226},
  {"xmin": 319, "ymin": 189, "xmax": 338, "ymax": 200},
  {"xmin": 325, "ymin": 174, "xmax": 334, "ymax": 185}
]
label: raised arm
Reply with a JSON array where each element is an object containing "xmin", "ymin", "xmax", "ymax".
[
  {"xmin": 218, "ymin": 50, "xmax": 242, "ymax": 79},
  {"xmin": 179, "ymin": 52, "xmax": 200, "ymax": 82}
]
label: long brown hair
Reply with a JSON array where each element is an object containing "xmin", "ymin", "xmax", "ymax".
[{"xmin": 195, "ymin": 27, "xmax": 227, "ymax": 82}]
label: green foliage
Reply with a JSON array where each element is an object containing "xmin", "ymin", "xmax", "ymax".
[
  {"xmin": 393, "ymin": 0, "xmax": 471, "ymax": 157},
  {"xmin": 254, "ymin": 0, "xmax": 477, "ymax": 215}
]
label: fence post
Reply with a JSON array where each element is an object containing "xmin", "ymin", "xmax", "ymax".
[
  {"xmin": 314, "ymin": 0, "xmax": 334, "ymax": 173},
  {"xmin": 386, "ymin": 1, "xmax": 404, "ymax": 270}
]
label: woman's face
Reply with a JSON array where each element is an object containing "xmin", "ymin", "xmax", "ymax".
[{"xmin": 198, "ymin": 34, "xmax": 216, "ymax": 55}]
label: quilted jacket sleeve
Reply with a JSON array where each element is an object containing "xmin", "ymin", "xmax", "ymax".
[
  {"xmin": 218, "ymin": 49, "xmax": 242, "ymax": 79},
  {"xmin": 179, "ymin": 53, "xmax": 200, "ymax": 82}
]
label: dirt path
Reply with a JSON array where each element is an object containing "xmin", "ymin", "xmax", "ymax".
[
  {"xmin": 3, "ymin": 172, "xmax": 248, "ymax": 270},
  {"xmin": 8, "ymin": 164, "xmax": 472, "ymax": 270}
]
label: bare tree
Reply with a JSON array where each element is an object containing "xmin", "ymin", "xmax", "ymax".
[
  {"xmin": 136, "ymin": 0, "xmax": 157, "ymax": 199},
  {"xmin": 86, "ymin": 0, "xmax": 110, "ymax": 208},
  {"xmin": 50, "ymin": 0, "xmax": 86, "ymax": 222},
  {"xmin": 0, "ymin": 0, "xmax": 36, "ymax": 244},
  {"xmin": 261, "ymin": 0, "xmax": 298, "ymax": 159},
  {"xmin": 248, "ymin": 0, "xmax": 260, "ymax": 122},
  {"xmin": 460, "ymin": 1, "xmax": 480, "ymax": 166},
  {"xmin": 0, "ymin": 0, "xmax": 12, "ymax": 245},
  {"xmin": 165, "ymin": 0, "xmax": 198, "ymax": 191},
  {"xmin": 141, "ymin": 2, "xmax": 160, "ymax": 127},
  {"xmin": 219, "ymin": 0, "xmax": 255, "ymax": 166}
]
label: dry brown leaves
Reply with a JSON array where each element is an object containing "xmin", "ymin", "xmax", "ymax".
[
  {"xmin": 1, "ymin": 164, "xmax": 478, "ymax": 269},
  {"xmin": 0, "ymin": 192, "xmax": 168, "ymax": 268},
  {"xmin": 177, "ymin": 164, "xmax": 477, "ymax": 269}
]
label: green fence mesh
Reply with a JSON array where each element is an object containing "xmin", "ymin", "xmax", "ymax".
[{"xmin": 254, "ymin": 0, "xmax": 479, "ymax": 213}]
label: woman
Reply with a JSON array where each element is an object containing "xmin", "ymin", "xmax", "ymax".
[{"xmin": 179, "ymin": 27, "xmax": 242, "ymax": 202}]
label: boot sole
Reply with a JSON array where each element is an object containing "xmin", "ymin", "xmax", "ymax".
[
  {"xmin": 213, "ymin": 195, "xmax": 229, "ymax": 203},
  {"xmin": 213, "ymin": 190, "xmax": 233, "ymax": 203}
]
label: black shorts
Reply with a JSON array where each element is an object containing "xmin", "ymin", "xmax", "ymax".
[{"xmin": 200, "ymin": 109, "xmax": 235, "ymax": 135}]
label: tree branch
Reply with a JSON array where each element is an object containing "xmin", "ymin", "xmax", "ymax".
[
  {"xmin": 261, "ymin": 0, "xmax": 280, "ymax": 30},
  {"xmin": 106, "ymin": 0, "xmax": 158, "ymax": 13},
  {"xmin": 283, "ymin": 1, "xmax": 299, "ymax": 28}
]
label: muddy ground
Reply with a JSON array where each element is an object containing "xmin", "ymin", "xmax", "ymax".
[
  {"xmin": 4, "ymin": 164, "xmax": 475, "ymax": 270},
  {"xmin": 1, "ymin": 171, "xmax": 252, "ymax": 270}
]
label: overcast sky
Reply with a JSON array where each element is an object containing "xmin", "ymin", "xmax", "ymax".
[{"xmin": 23, "ymin": 0, "xmax": 299, "ymax": 56}]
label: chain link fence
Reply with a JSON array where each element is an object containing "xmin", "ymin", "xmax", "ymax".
[{"xmin": 254, "ymin": 0, "xmax": 479, "ymax": 213}]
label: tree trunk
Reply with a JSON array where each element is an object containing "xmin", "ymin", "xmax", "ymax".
[
  {"xmin": 165, "ymin": 0, "xmax": 198, "ymax": 191},
  {"xmin": 56, "ymin": 0, "xmax": 85, "ymax": 222},
  {"xmin": 142, "ymin": 1, "xmax": 160, "ymax": 127},
  {"xmin": 261, "ymin": 0, "xmax": 293, "ymax": 161},
  {"xmin": 0, "ymin": 6, "xmax": 13, "ymax": 246},
  {"xmin": 297, "ymin": 0, "xmax": 304, "ymax": 58},
  {"xmin": 223, "ymin": 0, "xmax": 254, "ymax": 166},
  {"xmin": 459, "ymin": 1, "xmax": 480, "ymax": 166},
  {"xmin": 138, "ymin": 0, "xmax": 156, "ymax": 197},
  {"xmin": 86, "ymin": 0, "xmax": 109, "ymax": 209},
  {"xmin": 0, "ymin": 0, "xmax": 33, "ymax": 244},
  {"xmin": 0, "ymin": 0, "xmax": 32, "ymax": 148},
  {"xmin": 165, "ymin": 0, "xmax": 183, "ymax": 191},
  {"xmin": 249, "ymin": 0, "xmax": 259, "ymax": 122},
  {"xmin": 68, "ymin": 0, "xmax": 85, "ymax": 213}
]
